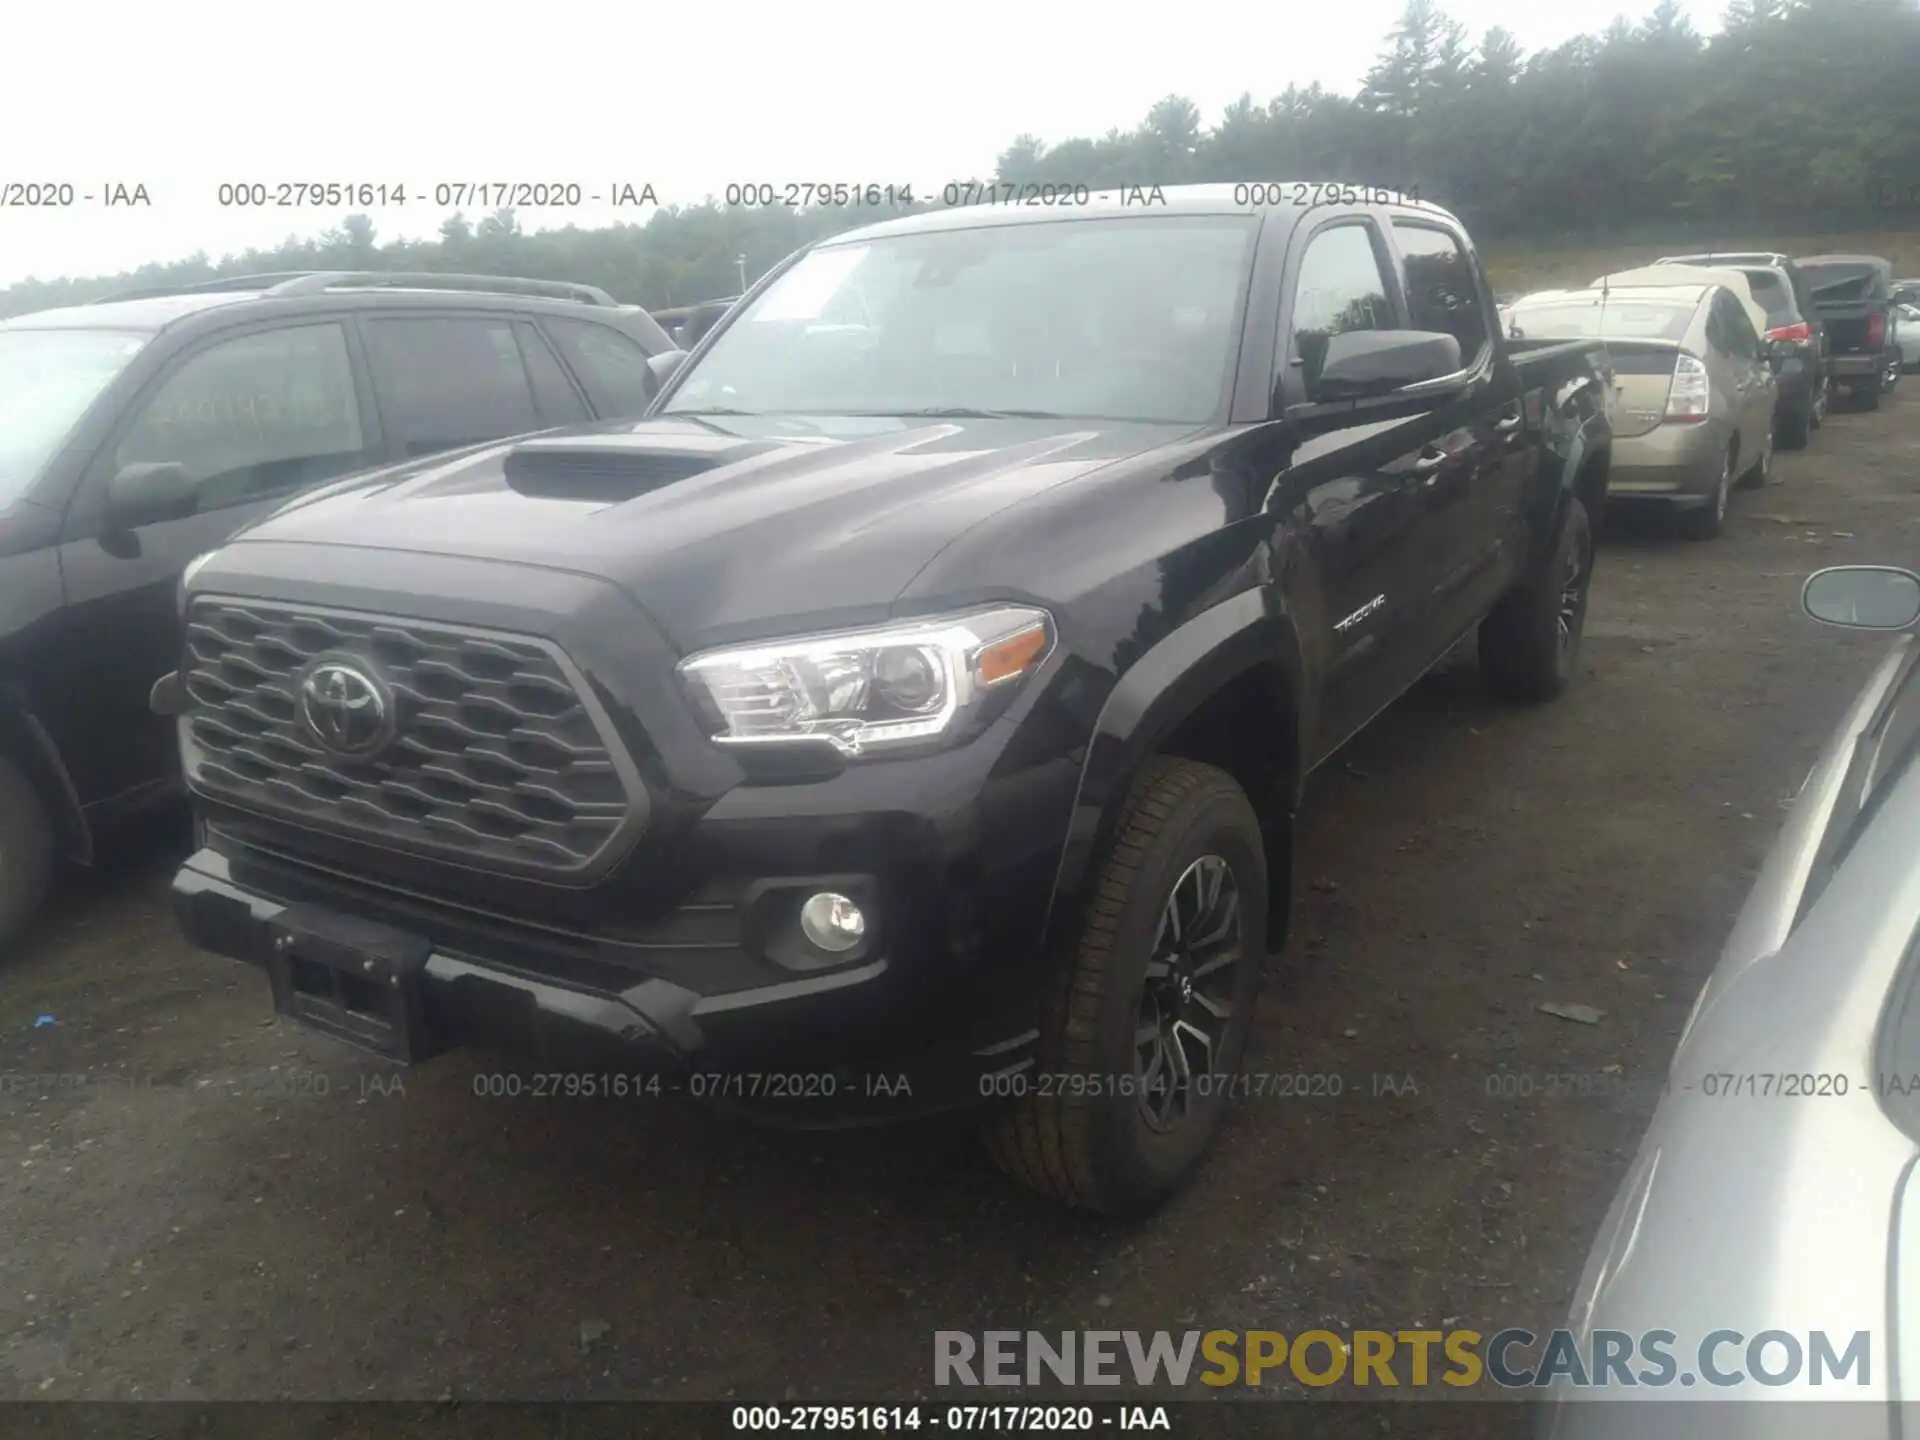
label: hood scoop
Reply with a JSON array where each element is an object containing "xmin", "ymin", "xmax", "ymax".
[{"xmin": 503, "ymin": 436, "xmax": 778, "ymax": 500}]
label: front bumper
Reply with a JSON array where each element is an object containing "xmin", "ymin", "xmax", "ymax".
[{"xmin": 174, "ymin": 843, "xmax": 1046, "ymax": 1124}]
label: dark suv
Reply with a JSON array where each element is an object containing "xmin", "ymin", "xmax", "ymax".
[
  {"xmin": 0, "ymin": 271, "xmax": 681, "ymax": 946},
  {"xmin": 1657, "ymin": 251, "xmax": 1830, "ymax": 446}
]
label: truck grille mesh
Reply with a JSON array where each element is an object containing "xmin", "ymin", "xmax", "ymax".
[{"xmin": 181, "ymin": 600, "xmax": 640, "ymax": 880}]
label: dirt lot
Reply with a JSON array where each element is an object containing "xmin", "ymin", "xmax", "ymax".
[{"xmin": 2, "ymin": 386, "xmax": 1917, "ymax": 1417}]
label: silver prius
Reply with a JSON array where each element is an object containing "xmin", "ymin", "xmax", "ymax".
[
  {"xmin": 1540, "ymin": 566, "xmax": 1920, "ymax": 1439},
  {"xmin": 1503, "ymin": 282, "xmax": 1781, "ymax": 541}
]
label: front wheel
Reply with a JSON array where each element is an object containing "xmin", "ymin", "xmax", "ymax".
[
  {"xmin": 983, "ymin": 757, "xmax": 1266, "ymax": 1215},
  {"xmin": 1478, "ymin": 495, "xmax": 1594, "ymax": 703}
]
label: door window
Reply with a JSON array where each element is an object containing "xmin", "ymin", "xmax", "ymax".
[
  {"xmin": 1390, "ymin": 222, "xmax": 1490, "ymax": 366},
  {"xmin": 1288, "ymin": 224, "xmax": 1394, "ymax": 394},
  {"xmin": 1716, "ymin": 292, "xmax": 1760, "ymax": 359},
  {"xmin": 544, "ymin": 318, "xmax": 659, "ymax": 418},
  {"xmin": 517, "ymin": 324, "xmax": 590, "ymax": 426},
  {"xmin": 113, "ymin": 323, "xmax": 366, "ymax": 510},
  {"xmin": 362, "ymin": 316, "xmax": 542, "ymax": 456}
]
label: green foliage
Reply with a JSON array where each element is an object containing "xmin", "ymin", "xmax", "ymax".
[{"xmin": 3, "ymin": 0, "xmax": 1917, "ymax": 321}]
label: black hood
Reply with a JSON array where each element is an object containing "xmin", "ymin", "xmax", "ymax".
[{"xmin": 225, "ymin": 415, "xmax": 1197, "ymax": 646}]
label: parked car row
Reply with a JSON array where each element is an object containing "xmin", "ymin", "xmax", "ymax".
[{"xmin": 1498, "ymin": 248, "xmax": 1906, "ymax": 541}]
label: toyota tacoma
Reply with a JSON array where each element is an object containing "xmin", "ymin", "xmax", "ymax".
[{"xmin": 159, "ymin": 186, "xmax": 1613, "ymax": 1214}]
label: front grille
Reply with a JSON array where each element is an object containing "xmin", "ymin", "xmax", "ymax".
[{"xmin": 181, "ymin": 599, "xmax": 644, "ymax": 882}]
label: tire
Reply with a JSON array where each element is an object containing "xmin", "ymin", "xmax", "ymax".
[
  {"xmin": 1736, "ymin": 423, "xmax": 1773, "ymax": 490},
  {"xmin": 1776, "ymin": 395, "xmax": 1811, "ymax": 451},
  {"xmin": 983, "ymin": 756, "xmax": 1266, "ymax": 1215},
  {"xmin": 0, "ymin": 754, "xmax": 55, "ymax": 952},
  {"xmin": 1857, "ymin": 384, "xmax": 1882, "ymax": 412},
  {"xmin": 1478, "ymin": 496, "xmax": 1595, "ymax": 704},
  {"xmin": 1680, "ymin": 448, "xmax": 1733, "ymax": 541}
]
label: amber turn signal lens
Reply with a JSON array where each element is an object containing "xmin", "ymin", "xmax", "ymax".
[{"xmin": 974, "ymin": 624, "xmax": 1049, "ymax": 685}]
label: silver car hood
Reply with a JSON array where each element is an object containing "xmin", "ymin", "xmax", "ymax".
[{"xmin": 1545, "ymin": 639, "xmax": 1920, "ymax": 1434}]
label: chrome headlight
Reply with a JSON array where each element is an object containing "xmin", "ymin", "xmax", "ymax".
[{"xmin": 678, "ymin": 606, "xmax": 1054, "ymax": 757}]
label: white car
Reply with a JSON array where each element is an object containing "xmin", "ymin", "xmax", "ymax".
[{"xmin": 1899, "ymin": 303, "xmax": 1920, "ymax": 371}]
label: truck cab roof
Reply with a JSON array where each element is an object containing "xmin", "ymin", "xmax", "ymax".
[{"xmin": 823, "ymin": 183, "xmax": 1462, "ymax": 246}]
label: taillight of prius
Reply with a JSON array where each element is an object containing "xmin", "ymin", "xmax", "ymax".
[
  {"xmin": 1665, "ymin": 354, "xmax": 1711, "ymax": 423},
  {"xmin": 1766, "ymin": 322, "xmax": 1811, "ymax": 343},
  {"xmin": 1868, "ymin": 311, "xmax": 1886, "ymax": 346}
]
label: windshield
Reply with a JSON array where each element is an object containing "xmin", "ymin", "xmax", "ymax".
[
  {"xmin": 1504, "ymin": 298, "xmax": 1695, "ymax": 343},
  {"xmin": 663, "ymin": 215, "xmax": 1260, "ymax": 424},
  {"xmin": 0, "ymin": 328, "xmax": 150, "ymax": 506}
]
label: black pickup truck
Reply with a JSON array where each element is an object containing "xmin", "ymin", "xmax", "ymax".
[
  {"xmin": 160, "ymin": 186, "xmax": 1613, "ymax": 1214},
  {"xmin": 1799, "ymin": 254, "xmax": 1903, "ymax": 410}
]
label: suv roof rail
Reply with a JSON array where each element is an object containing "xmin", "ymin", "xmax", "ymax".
[
  {"xmin": 98, "ymin": 271, "xmax": 338, "ymax": 303},
  {"xmin": 260, "ymin": 271, "xmax": 619, "ymax": 306}
]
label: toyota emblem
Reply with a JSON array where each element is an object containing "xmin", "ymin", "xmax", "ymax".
[{"xmin": 300, "ymin": 660, "xmax": 397, "ymax": 759}]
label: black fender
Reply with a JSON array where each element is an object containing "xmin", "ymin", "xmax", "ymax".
[
  {"xmin": 1039, "ymin": 587, "xmax": 1306, "ymax": 960},
  {"xmin": 1525, "ymin": 376, "xmax": 1612, "ymax": 576},
  {"xmin": 0, "ymin": 686, "xmax": 91, "ymax": 866}
]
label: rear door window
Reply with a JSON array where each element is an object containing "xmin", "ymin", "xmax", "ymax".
[
  {"xmin": 362, "ymin": 316, "xmax": 542, "ymax": 457},
  {"xmin": 515, "ymin": 323, "xmax": 590, "ymax": 426},
  {"xmin": 544, "ymin": 319, "xmax": 659, "ymax": 419}
]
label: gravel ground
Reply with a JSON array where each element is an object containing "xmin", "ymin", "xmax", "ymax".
[{"xmin": 1, "ymin": 385, "xmax": 1915, "ymax": 1418}]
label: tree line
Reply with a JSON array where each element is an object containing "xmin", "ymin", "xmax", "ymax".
[{"xmin": 3, "ymin": 0, "xmax": 1915, "ymax": 321}]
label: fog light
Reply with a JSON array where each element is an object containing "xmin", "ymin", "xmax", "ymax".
[{"xmin": 799, "ymin": 892, "xmax": 866, "ymax": 952}]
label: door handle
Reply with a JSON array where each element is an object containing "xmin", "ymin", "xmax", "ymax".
[
  {"xmin": 1494, "ymin": 413, "xmax": 1522, "ymax": 434},
  {"xmin": 1412, "ymin": 450, "xmax": 1449, "ymax": 473}
]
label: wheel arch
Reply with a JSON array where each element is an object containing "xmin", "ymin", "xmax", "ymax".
[
  {"xmin": 1042, "ymin": 591, "xmax": 1304, "ymax": 961},
  {"xmin": 0, "ymin": 686, "xmax": 92, "ymax": 867}
]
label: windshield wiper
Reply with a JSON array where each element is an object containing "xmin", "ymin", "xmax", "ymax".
[{"xmin": 849, "ymin": 406, "xmax": 1070, "ymax": 420}]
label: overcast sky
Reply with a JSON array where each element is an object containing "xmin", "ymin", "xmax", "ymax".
[{"xmin": 0, "ymin": 0, "xmax": 1721, "ymax": 288}]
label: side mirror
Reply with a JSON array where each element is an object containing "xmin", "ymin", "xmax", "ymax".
[
  {"xmin": 1313, "ymin": 330, "xmax": 1463, "ymax": 402},
  {"xmin": 648, "ymin": 349, "xmax": 689, "ymax": 390},
  {"xmin": 1803, "ymin": 565, "xmax": 1920, "ymax": 630},
  {"xmin": 103, "ymin": 462, "xmax": 197, "ymax": 531}
]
